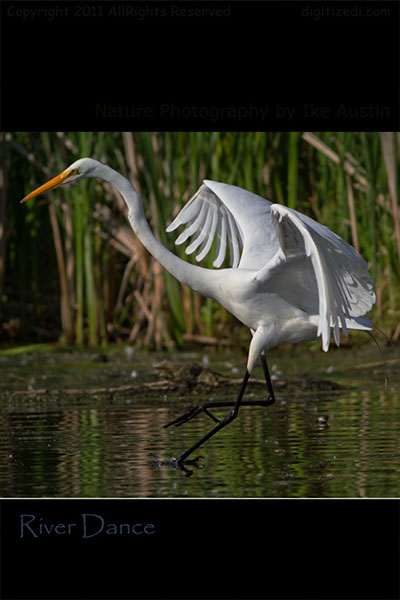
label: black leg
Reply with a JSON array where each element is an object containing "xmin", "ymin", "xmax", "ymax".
[
  {"xmin": 165, "ymin": 353, "xmax": 277, "ymax": 467},
  {"xmin": 163, "ymin": 398, "xmax": 273, "ymax": 428},
  {"xmin": 174, "ymin": 370, "xmax": 250, "ymax": 465},
  {"xmin": 164, "ymin": 354, "xmax": 276, "ymax": 430},
  {"xmin": 261, "ymin": 353, "xmax": 275, "ymax": 405}
]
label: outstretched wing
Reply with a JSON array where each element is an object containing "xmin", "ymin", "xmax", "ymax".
[
  {"xmin": 256, "ymin": 204, "xmax": 376, "ymax": 351},
  {"xmin": 166, "ymin": 180, "xmax": 278, "ymax": 270}
]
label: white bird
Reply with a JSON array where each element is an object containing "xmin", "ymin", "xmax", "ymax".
[{"xmin": 22, "ymin": 158, "xmax": 376, "ymax": 467}]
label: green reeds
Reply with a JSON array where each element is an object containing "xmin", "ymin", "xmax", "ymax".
[{"xmin": 3, "ymin": 132, "xmax": 400, "ymax": 348}]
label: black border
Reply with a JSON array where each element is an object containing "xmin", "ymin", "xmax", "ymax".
[
  {"xmin": 1, "ymin": 1, "xmax": 400, "ymax": 599},
  {"xmin": 1, "ymin": 498, "xmax": 399, "ymax": 600},
  {"xmin": 1, "ymin": 0, "xmax": 399, "ymax": 131}
]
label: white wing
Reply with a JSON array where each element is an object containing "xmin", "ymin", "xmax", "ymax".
[
  {"xmin": 256, "ymin": 204, "xmax": 376, "ymax": 351},
  {"xmin": 166, "ymin": 180, "xmax": 278, "ymax": 270}
]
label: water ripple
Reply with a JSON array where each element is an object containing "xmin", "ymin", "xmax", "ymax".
[{"xmin": 0, "ymin": 385, "xmax": 399, "ymax": 497}]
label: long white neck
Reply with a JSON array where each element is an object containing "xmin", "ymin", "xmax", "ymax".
[{"xmin": 93, "ymin": 163, "xmax": 218, "ymax": 298}]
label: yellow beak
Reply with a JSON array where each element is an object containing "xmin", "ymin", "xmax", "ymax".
[{"xmin": 20, "ymin": 169, "xmax": 77, "ymax": 203}]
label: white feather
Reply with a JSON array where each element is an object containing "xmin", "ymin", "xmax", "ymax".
[{"xmin": 166, "ymin": 181, "xmax": 375, "ymax": 352}]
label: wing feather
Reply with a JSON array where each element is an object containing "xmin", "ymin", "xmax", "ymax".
[
  {"xmin": 196, "ymin": 203, "xmax": 219, "ymax": 262},
  {"xmin": 166, "ymin": 187, "xmax": 204, "ymax": 231},
  {"xmin": 166, "ymin": 181, "xmax": 276, "ymax": 269},
  {"xmin": 175, "ymin": 201, "xmax": 208, "ymax": 245},
  {"xmin": 226, "ymin": 211, "xmax": 241, "ymax": 268},
  {"xmin": 185, "ymin": 203, "xmax": 214, "ymax": 255},
  {"xmin": 256, "ymin": 204, "xmax": 375, "ymax": 351},
  {"xmin": 213, "ymin": 208, "xmax": 228, "ymax": 268}
]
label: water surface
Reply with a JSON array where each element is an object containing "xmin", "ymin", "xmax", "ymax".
[{"xmin": 0, "ymin": 345, "xmax": 399, "ymax": 497}]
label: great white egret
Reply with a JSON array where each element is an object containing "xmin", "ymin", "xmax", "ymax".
[{"xmin": 22, "ymin": 158, "xmax": 375, "ymax": 466}]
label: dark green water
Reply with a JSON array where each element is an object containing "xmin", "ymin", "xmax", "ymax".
[{"xmin": 0, "ymin": 344, "xmax": 399, "ymax": 497}]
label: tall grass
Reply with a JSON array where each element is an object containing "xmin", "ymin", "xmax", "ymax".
[{"xmin": 2, "ymin": 132, "xmax": 400, "ymax": 348}]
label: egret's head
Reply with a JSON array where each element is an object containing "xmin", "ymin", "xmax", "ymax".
[{"xmin": 21, "ymin": 157, "xmax": 102, "ymax": 203}]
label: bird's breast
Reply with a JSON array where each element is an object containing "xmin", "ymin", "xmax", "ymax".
[{"xmin": 215, "ymin": 269, "xmax": 307, "ymax": 332}]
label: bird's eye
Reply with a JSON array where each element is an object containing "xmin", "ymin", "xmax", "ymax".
[{"xmin": 68, "ymin": 169, "xmax": 79, "ymax": 178}]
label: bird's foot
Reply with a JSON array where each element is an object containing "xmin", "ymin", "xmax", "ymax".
[
  {"xmin": 170, "ymin": 455, "xmax": 205, "ymax": 476},
  {"xmin": 163, "ymin": 405, "xmax": 220, "ymax": 428}
]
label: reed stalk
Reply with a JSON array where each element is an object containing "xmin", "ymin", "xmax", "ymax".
[{"xmin": 3, "ymin": 132, "xmax": 400, "ymax": 348}]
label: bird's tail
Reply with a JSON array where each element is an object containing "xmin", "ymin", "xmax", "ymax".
[
  {"xmin": 310, "ymin": 314, "xmax": 373, "ymax": 333},
  {"xmin": 342, "ymin": 315, "xmax": 373, "ymax": 331}
]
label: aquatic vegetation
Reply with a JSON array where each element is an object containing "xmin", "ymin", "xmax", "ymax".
[{"xmin": 2, "ymin": 132, "xmax": 399, "ymax": 348}]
